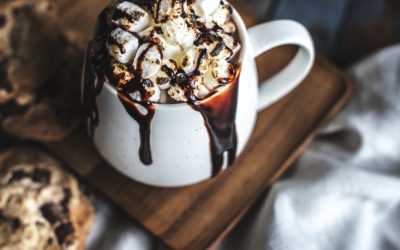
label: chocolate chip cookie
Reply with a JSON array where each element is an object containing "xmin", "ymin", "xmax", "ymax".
[{"xmin": 0, "ymin": 147, "xmax": 94, "ymax": 249}]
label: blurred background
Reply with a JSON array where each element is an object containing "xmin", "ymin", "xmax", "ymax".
[{"xmin": 237, "ymin": 0, "xmax": 400, "ymax": 67}]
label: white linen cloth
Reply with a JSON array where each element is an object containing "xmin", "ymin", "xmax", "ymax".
[{"xmin": 85, "ymin": 44, "xmax": 400, "ymax": 250}]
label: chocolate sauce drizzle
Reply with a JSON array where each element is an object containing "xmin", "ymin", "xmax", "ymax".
[
  {"xmin": 113, "ymin": 8, "xmax": 144, "ymax": 23},
  {"xmin": 83, "ymin": 6, "xmax": 157, "ymax": 165},
  {"xmin": 107, "ymin": 36, "xmax": 126, "ymax": 54},
  {"xmin": 84, "ymin": 0, "xmax": 241, "ymax": 175},
  {"xmin": 83, "ymin": 45, "xmax": 104, "ymax": 138},
  {"xmin": 188, "ymin": 65, "xmax": 241, "ymax": 177},
  {"xmin": 118, "ymin": 93, "xmax": 155, "ymax": 165}
]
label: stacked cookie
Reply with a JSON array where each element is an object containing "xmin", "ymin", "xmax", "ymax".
[{"xmin": 0, "ymin": 0, "xmax": 83, "ymax": 141}]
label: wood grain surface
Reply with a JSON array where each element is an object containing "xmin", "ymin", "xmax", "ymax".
[{"xmin": 48, "ymin": 1, "xmax": 353, "ymax": 249}]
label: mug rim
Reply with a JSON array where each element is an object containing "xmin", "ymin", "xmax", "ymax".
[{"xmin": 102, "ymin": 3, "xmax": 248, "ymax": 110}]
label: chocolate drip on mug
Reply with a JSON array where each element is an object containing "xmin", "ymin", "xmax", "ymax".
[
  {"xmin": 84, "ymin": 7, "xmax": 156, "ymax": 165},
  {"xmin": 187, "ymin": 65, "xmax": 241, "ymax": 177},
  {"xmin": 118, "ymin": 93, "xmax": 155, "ymax": 165},
  {"xmin": 83, "ymin": 43, "xmax": 104, "ymax": 138},
  {"xmin": 83, "ymin": 8, "xmax": 110, "ymax": 138}
]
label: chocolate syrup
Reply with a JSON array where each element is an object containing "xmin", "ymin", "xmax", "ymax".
[
  {"xmin": 83, "ymin": 46, "xmax": 104, "ymax": 138},
  {"xmin": 107, "ymin": 36, "xmax": 126, "ymax": 54},
  {"xmin": 113, "ymin": 8, "xmax": 144, "ymax": 23},
  {"xmin": 118, "ymin": 93, "xmax": 155, "ymax": 165},
  {"xmin": 188, "ymin": 65, "xmax": 241, "ymax": 177},
  {"xmin": 83, "ymin": 8, "xmax": 110, "ymax": 138},
  {"xmin": 83, "ymin": 7, "xmax": 156, "ymax": 165}
]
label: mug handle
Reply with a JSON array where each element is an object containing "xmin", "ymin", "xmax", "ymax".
[{"xmin": 247, "ymin": 20, "xmax": 315, "ymax": 111}]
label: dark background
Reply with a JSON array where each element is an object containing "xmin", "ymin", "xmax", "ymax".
[{"xmin": 238, "ymin": 0, "xmax": 400, "ymax": 67}]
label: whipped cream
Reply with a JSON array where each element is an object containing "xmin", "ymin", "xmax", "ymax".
[{"xmin": 103, "ymin": 0, "xmax": 241, "ymax": 103}]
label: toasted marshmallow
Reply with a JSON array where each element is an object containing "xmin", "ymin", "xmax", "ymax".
[
  {"xmin": 127, "ymin": 82, "xmax": 161, "ymax": 103},
  {"xmin": 192, "ymin": 0, "xmax": 220, "ymax": 17},
  {"xmin": 204, "ymin": 68, "xmax": 219, "ymax": 90},
  {"xmin": 208, "ymin": 42, "xmax": 236, "ymax": 63},
  {"xmin": 217, "ymin": 30, "xmax": 239, "ymax": 51},
  {"xmin": 139, "ymin": 26, "xmax": 182, "ymax": 61},
  {"xmin": 221, "ymin": 21, "xmax": 236, "ymax": 34},
  {"xmin": 168, "ymin": 73, "xmax": 210, "ymax": 101},
  {"xmin": 107, "ymin": 28, "xmax": 139, "ymax": 63},
  {"xmin": 110, "ymin": 60, "xmax": 135, "ymax": 86},
  {"xmin": 210, "ymin": 60, "xmax": 235, "ymax": 83},
  {"xmin": 192, "ymin": 75, "xmax": 211, "ymax": 98},
  {"xmin": 104, "ymin": 0, "xmax": 240, "ymax": 103},
  {"xmin": 148, "ymin": 59, "xmax": 178, "ymax": 90},
  {"xmin": 151, "ymin": 0, "xmax": 183, "ymax": 22},
  {"xmin": 209, "ymin": 3, "xmax": 230, "ymax": 26},
  {"xmin": 180, "ymin": 47, "xmax": 209, "ymax": 74},
  {"xmin": 168, "ymin": 85, "xmax": 187, "ymax": 102},
  {"xmin": 112, "ymin": 1, "xmax": 150, "ymax": 33},
  {"xmin": 207, "ymin": 30, "xmax": 241, "ymax": 60},
  {"xmin": 162, "ymin": 14, "xmax": 196, "ymax": 48},
  {"xmin": 143, "ymin": 80, "xmax": 161, "ymax": 102},
  {"xmin": 203, "ymin": 59, "xmax": 234, "ymax": 90},
  {"xmin": 134, "ymin": 43, "xmax": 162, "ymax": 79},
  {"xmin": 196, "ymin": 17, "xmax": 217, "ymax": 30}
]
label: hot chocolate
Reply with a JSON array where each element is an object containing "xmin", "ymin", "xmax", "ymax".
[{"xmin": 84, "ymin": 0, "xmax": 242, "ymax": 175}]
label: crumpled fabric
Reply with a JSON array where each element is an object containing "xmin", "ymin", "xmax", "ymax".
[{"xmin": 85, "ymin": 44, "xmax": 400, "ymax": 250}]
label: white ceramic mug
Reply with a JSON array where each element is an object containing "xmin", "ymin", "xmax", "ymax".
[{"xmin": 85, "ymin": 6, "xmax": 315, "ymax": 187}]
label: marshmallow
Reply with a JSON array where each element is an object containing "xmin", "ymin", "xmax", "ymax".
[
  {"xmin": 143, "ymin": 80, "xmax": 161, "ymax": 102},
  {"xmin": 221, "ymin": 21, "xmax": 236, "ymax": 34},
  {"xmin": 110, "ymin": 61, "xmax": 160, "ymax": 103},
  {"xmin": 210, "ymin": 60, "xmax": 235, "ymax": 83},
  {"xmin": 209, "ymin": 3, "xmax": 230, "ymax": 26},
  {"xmin": 168, "ymin": 85, "xmax": 187, "ymax": 102},
  {"xmin": 192, "ymin": 0, "xmax": 220, "ymax": 17},
  {"xmin": 104, "ymin": 0, "xmax": 240, "ymax": 103},
  {"xmin": 196, "ymin": 17, "xmax": 217, "ymax": 30},
  {"xmin": 112, "ymin": 1, "xmax": 150, "ymax": 33},
  {"xmin": 204, "ymin": 68, "xmax": 220, "ymax": 90},
  {"xmin": 110, "ymin": 61, "xmax": 135, "ymax": 86},
  {"xmin": 162, "ymin": 13, "xmax": 196, "ymax": 48},
  {"xmin": 192, "ymin": 75, "xmax": 211, "ymax": 98},
  {"xmin": 139, "ymin": 26, "xmax": 182, "ymax": 61},
  {"xmin": 133, "ymin": 43, "xmax": 162, "ymax": 79},
  {"xmin": 206, "ymin": 30, "xmax": 241, "ymax": 60},
  {"xmin": 151, "ymin": 0, "xmax": 183, "ymax": 22},
  {"xmin": 180, "ymin": 47, "xmax": 209, "ymax": 74},
  {"xmin": 148, "ymin": 59, "xmax": 178, "ymax": 90},
  {"xmin": 208, "ymin": 40, "xmax": 231, "ymax": 60},
  {"xmin": 128, "ymin": 83, "xmax": 161, "ymax": 103},
  {"xmin": 168, "ymin": 74, "xmax": 210, "ymax": 101},
  {"xmin": 203, "ymin": 59, "xmax": 234, "ymax": 90},
  {"xmin": 107, "ymin": 28, "xmax": 139, "ymax": 63},
  {"xmin": 196, "ymin": 84, "xmax": 211, "ymax": 98},
  {"xmin": 217, "ymin": 30, "xmax": 240, "ymax": 52}
]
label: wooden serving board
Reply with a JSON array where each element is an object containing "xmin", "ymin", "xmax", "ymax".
[{"xmin": 48, "ymin": 1, "xmax": 352, "ymax": 249}]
